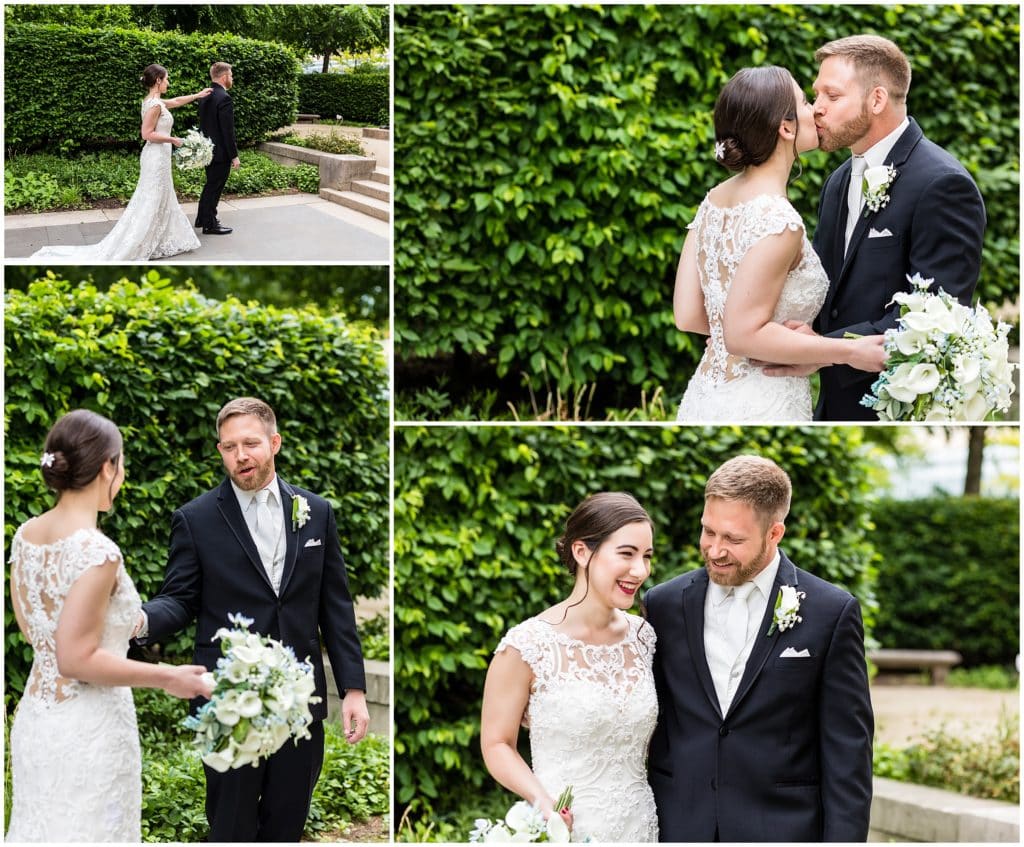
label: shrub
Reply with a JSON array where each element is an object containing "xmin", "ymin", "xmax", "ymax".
[
  {"xmin": 871, "ymin": 497, "xmax": 1020, "ymax": 666},
  {"xmin": 4, "ymin": 274, "xmax": 388, "ymax": 701},
  {"xmin": 306, "ymin": 730, "xmax": 390, "ymax": 837},
  {"xmin": 298, "ymin": 71, "xmax": 389, "ymax": 125},
  {"xmin": 5, "ymin": 23, "xmax": 299, "ymax": 151},
  {"xmin": 358, "ymin": 613, "xmax": 390, "ymax": 663},
  {"xmin": 276, "ymin": 131, "xmax": 368, "ymax": 156},
  {"xmin": 394, "ymin": 425, "xmax": 878, "ymax": 815},
  {"xmin": 4, "ymin": 150, "xmax": 319, "ymax": 212},
  {"xmin": 874, "ymin": 717, "xmax": 1020, "ymax": 804},
  {"xmin": 394, "ymin": 4, "xmax": 1020, "ymax": 417}
]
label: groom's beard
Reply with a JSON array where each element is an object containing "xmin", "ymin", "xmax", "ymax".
[
  {"xmin": 702, "ymin": 536, "xmax": 772, "ymax": 587},
  {"xmin": 225, "ymin": 457, "xmax": 274, "ymax": 492},
  {"xmin": 817, "ymin": 100, "xmax": 872, "ymax": 153}
]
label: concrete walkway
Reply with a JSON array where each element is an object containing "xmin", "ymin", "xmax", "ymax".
[
  {"xmin": 871, "ymin": 683, "xmax": 1019, "ymax": 747},
  {"xmin": 5, "ymin": 192, "xmax": 390, "ymax": 262}
]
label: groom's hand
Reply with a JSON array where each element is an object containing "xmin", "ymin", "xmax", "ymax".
[
  {"xmin": 341, "ymin": 689, "xmax": 370, "ymax": 744},
  {"xmin": 231, "ymin": 157, "xmax": 241, "ymax": 169}
]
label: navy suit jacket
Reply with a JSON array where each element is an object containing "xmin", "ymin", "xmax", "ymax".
[
  {"xmin": 198, "ymin": 82, "xmax": 238, "ymax": 163},
  {"xmin": 644, "ymin": 553, "xmax": 873, "ymax": 842},
  {"xmin": 142, "ymin": 477, "xmax": 366, "ymax": 720},
  {"xmin": 812, "ymin": 117, "xmax": 986, "ymax": 420}
]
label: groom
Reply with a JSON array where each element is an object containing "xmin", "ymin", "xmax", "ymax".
[
  {"xmin": 138, "ymin": 397, "xmax": 369, "ymax": 841},
  {"xmin": 195, "ymin": 61, "xmax": 240, "ymax": 235},
  {"xmin": 766, "ymin": 35, "xmax": 986, "ymax": 420},
  {"xmin": 644, "ymin": 455, "xmax": 873, "ymax": 841}
]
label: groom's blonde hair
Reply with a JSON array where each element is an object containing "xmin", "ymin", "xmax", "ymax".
[
  {"xmin": 705, "ymin": 455, "xmax": 791, "ymax": 527},
  {"xmin": 210, "ymin": 62, "xmax": 232, "ymax": 80},
  {"xmin": 216, "ymin": 397, "xmax": 277, "ymax": 438},
  {"xmin": 815, "ymin": 35, "xmax": 911, "ymax": 104}
]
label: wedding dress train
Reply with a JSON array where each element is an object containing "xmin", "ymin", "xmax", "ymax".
[
  {"xmin": 30, "ymin": 98, "xmax": 201, "ymax": 261},
  {"xmin": 496, "ymin": 612, "xmax": 659, "ymax": 842},
  {"xmin": 676, "ymin": 194, "xmax": 829, "ymax": 421},
  {"xmin": 6, "ymin": 527, "xmax": 143, "ymax": 842}
]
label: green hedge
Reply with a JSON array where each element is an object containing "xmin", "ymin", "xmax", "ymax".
[
  {"xmin": 298, "ymin": 71, "xmax": 389, "ymax": 125},
  {"xmin": 394, "ymin": 425, "xmax": 878, "ymax": 815},
  {"xmin": 4, "ymin": 274, "xmax": 388, "ymax": 701},
  {"xmin": 5, "ymin": 23, "xmax": 300, "ymax": 151},
  {"xmin": 871, "ymin": 497, "xmax": 1019, "ymax": 666},
  {"xmin": 394, "ymin": 4, "xmax": 1020, "ymax": 417}
]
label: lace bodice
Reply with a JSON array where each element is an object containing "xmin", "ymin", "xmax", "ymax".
[
  {"xmin": 142, "ymin": 97, "xmax": 172, "ymax": 135},
  {"xmin": 677, "ymin": 194, "xmax": 830, "ymax": 422},
  {"xmin": 9, "ymin": 525, "xmax": 141, "ymax": 705},
  {"xmin": 496, "ymin": 613, "xmax": 659, "ymax": 842}
]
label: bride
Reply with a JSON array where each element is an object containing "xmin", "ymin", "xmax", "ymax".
[
  {"xmin": 30, "ymin": 65, "xmax": 211, "ymax": 261},
  {"xmin": 6, "ymin": 410, "xmax": 212, "ymax": 842},
  {"xmin": 675, "ymin": 66, "xmax": 886, "ymax": 422},
  {"xmin": 480, "ymin": 492, "xmax": 658, "ymax": 842}
]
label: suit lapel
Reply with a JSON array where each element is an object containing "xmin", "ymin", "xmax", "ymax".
[
  {"xmin": 682, "ymin": 569, "xmax": 722, "ymax": 719},
  {"xmin": 216, "ymin": 478, "xmax": 275, "ymax": 592},
  {"xmin": 277, "ymin": 478, "xmax": 300, "ymax": 596},
  {"xmin": 726, "ymin": 553, "xmax": 800, "ymax": 718}
]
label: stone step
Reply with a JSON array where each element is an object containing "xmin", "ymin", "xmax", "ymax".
[
  {"xmin": 320, "ymin": 187, "xmax": 390, "ymax": 222},
  {"xmin": 370, "ymin": 168, "xmax": 391, "ymax": 186},
  {"xmin": 351, "ymin": 179, "xmax": 391, "ymax": 202}
]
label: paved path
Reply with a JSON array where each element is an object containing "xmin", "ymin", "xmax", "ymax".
[
  {"xmin": 5, "ymin": 193, "xmax": 390, "ymax": 262},
  {"xmin": 871, "ymin": 683, "xmax": 1019, "ymax": 746}
]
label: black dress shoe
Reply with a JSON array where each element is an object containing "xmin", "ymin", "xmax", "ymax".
[{"xmin": 202, "ymin": 224, "xmax": 233, "ymax": 235}]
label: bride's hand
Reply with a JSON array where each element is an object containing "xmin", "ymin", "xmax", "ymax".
[
  {"xmin": 171, "ymin": 137, "xmax": 184, "ymax": 148},
  {"xmin": 196, "ymin": 88, "xmax": 213, "ymax": 99},
  {"xmin": 849, "ymin": 334, "xmax": 887, "ymax": 372},
  {"xmin": 555, "ymin": 806, "xmax": 574, "ymax": 834},
  {"xmin": 163, "ymin": 664, "xmax": 214, "ymax": 699}
]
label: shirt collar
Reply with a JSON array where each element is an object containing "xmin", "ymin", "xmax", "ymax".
[
  {"xmin": 710, "ymin": 550, "xmax": 781, "ymax": 606},
  {"xmin": 230, "ymin": 474, "xmax": 279, "ymax": 510},
  {"xmin": 859, "ymin": 117, "xmax": 910, "ymax": 170}
]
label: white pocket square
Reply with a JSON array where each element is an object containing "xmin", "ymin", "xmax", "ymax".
[
  {"xmin": 780, "ymin": 647, "xmax": 811, "ymax": 658},
  {"xmin": 303, "ymin": 538, "xmax": 322, "ymax": 548},
  {"xmin": 868, "ymin": 227, "xmax": 892, "ymax": 238}
]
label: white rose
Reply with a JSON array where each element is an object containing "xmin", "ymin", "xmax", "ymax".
[
  {"xmin": 484, "ymin": 823, "xmax": 514, "ymax": 842},
  {"xmin": 777, "ymin": 584, "xmax": 801, "ymax": 615},
  {"xmin": 231, "ymin": 643, "xmax": 264, "ymax": 665},
  {"xmin": 901, "ymin": 299, "xmax": 958, "ymax": 336},
  {"xmin": 885, "ymin": 362, "xmax": 942, "ymax": 402},
  {"xmin": 863, "ymin": 165, "xmax": 892, "ymax": 191},
  {"xmin": 505, "ymin": 801, "xmax": 542, "ymax": 834}
]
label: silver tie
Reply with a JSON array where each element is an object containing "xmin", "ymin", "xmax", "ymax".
[
  {"xmin": 252, "ymin": 487, "xmax": 280, "ymax": 592},
  {"xmin": 724, "ymin": 582, "xmax": 756, "ymax": 664},
  {"xmin": 844, "ymin": 155, "xmax": 867, "ymax": 254}
]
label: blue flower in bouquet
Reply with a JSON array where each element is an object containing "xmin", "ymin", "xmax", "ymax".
[
  {"xmin": 862, "ymin": 274, "xmax": 1017, "ymax": 421},
  {"xmin": 184, "ymin": 613, "xmax": 321, "ymax": 772}
]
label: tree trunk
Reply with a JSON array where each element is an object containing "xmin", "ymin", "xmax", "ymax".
[
  {"xmin": 964, "ymin": 426, "xmax": 986, "ymax": 495},
  {"xmin": 322, "ymin": 52, "xmax": 331, "ymax": 73}
]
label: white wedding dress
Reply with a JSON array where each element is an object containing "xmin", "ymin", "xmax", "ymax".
[
  {"xmin": 6, "ymin": 526, "xmax": 143, "ymax": 842},
  {"xmin": 496, "ymin": 612, "xmax": 659, "ymax": 842},
  {"xmin": 30, "ymin": 98, "xmax": 201, "ymax": 261},
  {"xmin": 676, "ymin": 194, "xmax": 829, "ymax": 421}
]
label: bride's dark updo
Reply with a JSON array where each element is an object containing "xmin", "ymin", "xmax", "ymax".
[
  {"xmin": 41, "ymin": 409, "xmax": 122, "ymax": 494},
  {"xmin": 555, "ymin": 492, "xmax": 653, "ymax": 576},
  {"xmin": 140, "ymin": 64, "xmax": 168, "ymax": 89},
  {"xmin": 714, "ymin": 66, "xmax": 799, "ymax": 172}
]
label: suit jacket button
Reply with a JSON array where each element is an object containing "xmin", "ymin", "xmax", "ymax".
[
  {"xmin": 719, "ymin": 725, "xmax": 729, "ymax": 737},
  {"xmin": 830, "ymin": 308, "xmax": 838, "ymax": 318}
]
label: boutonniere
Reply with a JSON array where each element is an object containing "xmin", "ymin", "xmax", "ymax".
[
  {"xmin": 291, "ymin": 494, "xmax": 310, "ymax": 531},
  {"xmin": 862, "ymin": 164, "xmax": 899, "ymax": 216},
  {"xmin": 767, "ymin": 585, "xmax": 806, "ymax": 636}
]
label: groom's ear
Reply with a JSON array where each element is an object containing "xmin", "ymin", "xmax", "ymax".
[
  {"xmin": 769, "ymin": 521, "xmax": 786, "ymax": 545},
  {"xmin": 270, "ymin": 432, "xmax": 282, "ymax": 455}
]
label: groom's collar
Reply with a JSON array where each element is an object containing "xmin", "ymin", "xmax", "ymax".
[{"xmin": 858, "ymin": 117, "xmax": 909, "ymax": 170}]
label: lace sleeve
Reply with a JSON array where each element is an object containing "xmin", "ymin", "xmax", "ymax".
[
  {"xmin": 634, "ymin": 615, "xmax": 657, "ymax": 661},
  {"xmin": 141, "ymin": 97, "xmax": 163, "ymax": 118},
  {"xmin": 742, "ymin": 196, "xmax": 805, "ymax": 247},
  {"xmin": 495, "ymin": 619, "xmax": 546, "ymax": 678},
  {"xmin": 64, "ymin": 530, "xmax": 123, "ymax": 587}
]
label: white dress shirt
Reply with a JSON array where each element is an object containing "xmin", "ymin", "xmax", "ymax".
[
  {"xmin": 704, "ymin": 552, "xmax": 781, "ymax": 715},
  {"xmin": 844, "ymin": 117, "xmax": 910, "ymax": 251}
]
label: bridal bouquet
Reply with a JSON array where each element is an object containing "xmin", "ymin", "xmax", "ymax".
[
  {"xmin": 183, "ymin": 613, "xmax": 321, "ymax": 772},
  {"xmin": 861, "ymin": 273, "xmax": 1016, "ymax": 421},
  {"xmin": 469, "ymin": 787, "xmax": 580, "ymax": 842},
  {"xmin": 174, "ymin": 128, "xmax": 215, "ymax": 170}
]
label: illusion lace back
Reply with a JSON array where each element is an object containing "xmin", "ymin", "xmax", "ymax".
[
  {"xmin": 677, "ymin": 194, "xmax": 829, "ymax": 421},
  {"xmin": 496, "ymin": 614, "xmax": 659, "ymax": 842},
  {"xmin": 6, "ymin": 526, "xmax": 142, "ymax": 842},
  {"xmin": 30, "ymin": 98, "xmax": 201, "ymax": 261}
]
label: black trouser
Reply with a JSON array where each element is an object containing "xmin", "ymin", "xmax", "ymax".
[
  {"xmin": 203, "ymin": 720, "xmax": 325, "ymax": 841},
  {"xmin": 196, "ymin": 159, "xmax": 232, "ymax": 227}
]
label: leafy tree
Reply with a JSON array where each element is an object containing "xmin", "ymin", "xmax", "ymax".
[
  {"xmin": 272, "ymin": 4, "xmax": 389, "ymax": 72},
  {"xmin": 3, "ymin": 3, "xmax": 137, "ymax": 28}
]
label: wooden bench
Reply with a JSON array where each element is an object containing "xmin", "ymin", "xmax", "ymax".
[
  {"xmin": 868, "ymin": 648, "xmax": 962, "ymax": 685},
  {"xmin": 296, "ymin": 113, "xmax": 320, "ymax": 123}
]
